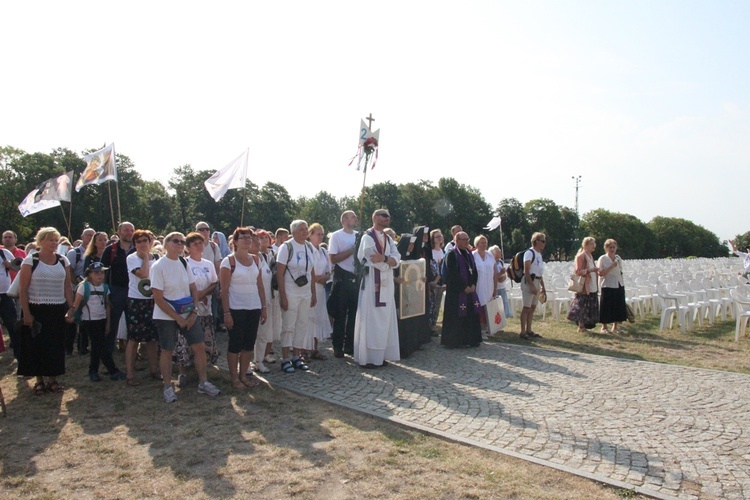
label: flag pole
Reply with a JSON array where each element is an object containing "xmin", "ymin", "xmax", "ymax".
[
  {"xmin": 68, "ymin": 197, "xmax": 74, "ymax": 240},
  {"xmin": 107, "ymin": 182, "xmax": 116, "ymax": 233},
  {"xmin": 240, "ymin": 187, "xmax": 246, "ymax": 227},
  {"xmin": 59, "ymin": 204, "xmax": 71, "ymax": 240},
  {"xmin": 240, "ymin": 147, "xmax": 249, "ymax": 227},
  {"xmin": 358, "ymin": 151, "xmax": 370, "ymax": 223},
  {"xmin": 115, "ymin": 182, "xmax": 122, "ymax": 224}
]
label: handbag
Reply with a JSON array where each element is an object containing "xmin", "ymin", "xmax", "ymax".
[
  {"xmin": 626, "ymin": 303, "xmax": 636, "ymax": 323},
  {"xmin": 567, "ymin": 274, "xmax": 585, "ymax": 293},
  {"xmin": 6, "ymin": 272, "xmax": 21, "ymax": 298},
  {"xmin": 485, "ymin": 296, "xmax": 507, "ymax": 334}
]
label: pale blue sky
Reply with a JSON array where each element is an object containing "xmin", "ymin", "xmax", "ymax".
[{"xmin": 1, "ymin": 1, "xmax": 748, "ymax": 240}]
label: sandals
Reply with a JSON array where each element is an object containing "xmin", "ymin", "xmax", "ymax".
[
  {"xmin": 240, "ymin": 377, "xmax": 260, "ymax": 388},
  {"xmin": 232, "ymin": 379, "xmax": 246, "ymax": 389},
  {"xmin": 126, "ymin": 377, "xmax": 141, "ymax": 387},
  {"xmin": 280, "ymin": 359, "xmax": 295, "ymax": 373},
  {"xmin": 309, "ymin": 351, "xmax": 327, "ymax": 361},
  {"xmin": 33, "ymin": 382, "xmax": 47, "ymax": 396},
  {"xmin": 45, "ymin": 381, "xmax": 64, "ymax": 393},
  {"xmin": 292, "ymin": 357, "xmax": 309, "ymax": 371}
]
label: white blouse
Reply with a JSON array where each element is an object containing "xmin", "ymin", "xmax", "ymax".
[{"xmin": 23, "ymin": 253, "xmax": 70, "ymax": 304}]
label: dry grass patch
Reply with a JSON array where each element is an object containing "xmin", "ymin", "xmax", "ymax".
[
  {"xmin": 488, "ymin": 313, "xmax": 750, "ymax": 373},
  {"xmin": 0, "ymin": 345, "xmax": 639, "ymax": 499}
]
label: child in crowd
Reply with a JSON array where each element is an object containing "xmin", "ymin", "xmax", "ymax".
[{"xmin": 65, "ymin": 262, "xmax": 127, "ymax": 382}]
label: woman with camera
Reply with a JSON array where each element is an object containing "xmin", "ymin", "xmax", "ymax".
[{"xmin": 276, "ymin": 220, "xmax": 316, "ymax": 373}]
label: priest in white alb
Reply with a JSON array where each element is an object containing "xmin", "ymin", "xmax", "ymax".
[{"xmin": 353, "ymin": 209, "xmax": 401, "ymax": 368}]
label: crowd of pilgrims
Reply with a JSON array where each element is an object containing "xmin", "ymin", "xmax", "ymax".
[{"xmin": 1, "ymin": 211, "xmax": 520, "ymax": 403}]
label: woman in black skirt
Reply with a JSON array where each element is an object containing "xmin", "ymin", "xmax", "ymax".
[
  {"xmin": 567, "ymin": 237, "xmax": 600, "ymax": 332},
  {"xmin": 597, "ymin": 239, "xmax": 627, "ymax": 333},
  {"xmin": 17, "ymin": 227, "xmax": 74, "ymax": 395}
]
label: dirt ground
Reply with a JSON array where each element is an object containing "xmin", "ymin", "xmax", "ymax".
[{"xmin": 0, "ymin": 344, "xmax": 636, "ymax": 499}]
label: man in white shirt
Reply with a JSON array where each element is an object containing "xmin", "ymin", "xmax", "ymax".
[
  {"xmin": 195, "ymin": 222, "xmax": 222, "ymax": 273},
  {"xmin": 67, "ymin": 228, "xmax": 96, "ymax": 284},
  {"xmin": 328, "ymin": 210, "xmax": 359, "ymax": 358},
  {"xmin": 443, "ymin": 225, "xmax": 463, "ymax": 253},
  {"xmin": 730, "ymin": 240, "xmax": 750, "ymax": 279},
  {"xmin": 520, "ymin": 232, "xmax": 547, "ymax": 340}
]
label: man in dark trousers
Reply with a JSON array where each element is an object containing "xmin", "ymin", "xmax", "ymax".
[
  {"xmin": 327, "ymin": 210, "xmax": 359, "ymax": 358},
  {"xmin": 100, "ymin": 222, "xmax": 136, "ymax": 353}
]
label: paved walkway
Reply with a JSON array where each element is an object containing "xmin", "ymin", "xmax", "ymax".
[{"xmin": 219, "ymin": 337, "xmax": 750, "ymax": 499}]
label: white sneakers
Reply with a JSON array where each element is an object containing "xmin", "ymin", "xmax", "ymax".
[
  {"xmin": 164, "ymin": 380, "xmax": 221, "ymax": 402},
  {"xmin": 197, "ymin": 380, "xmax": 220, "ymax": 396},
  {"xmin": 163, "ymin": 385, "xmax": 177, "ymax": 403}
]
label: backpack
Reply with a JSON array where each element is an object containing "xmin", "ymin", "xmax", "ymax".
[
  {"xmin": 73, "ymin": 281, "xmax": 110, "ymax": 323},
  {"xmin": 507, "ymin": 248, "xmax": 532, "ymax": 283}
]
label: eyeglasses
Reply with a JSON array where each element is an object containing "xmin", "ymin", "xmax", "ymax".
[
  {"xmin": 376, "ymin": 213, "xmax": 390, "ymax": 218},
  {"xmin": 536, "ymin": 239, "xmax": 546, "ymax": 243},
  {"xmin": 197, "ymin": 227, "xmax": 210, "ymax": 232},
  {"xmin": 135, "ymin": 238, "xmax": 151, "ymax": 244},
  {"xmin": 170, "ymin": 239, "xmax": 187, "ymax": 245}
]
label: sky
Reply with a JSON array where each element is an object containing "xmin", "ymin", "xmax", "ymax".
[{"xmin": 1, "ymin": 1, "xmax": 748, "ymax": 240}]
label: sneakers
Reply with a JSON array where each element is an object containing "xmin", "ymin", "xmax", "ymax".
[
  {"xmin": 254, "ymin": 361, "xmax": 271, "ymax": 374},
  {"xmin": 264, "ymin": 354, "xmax": 277, "ymax": 364},
  {"xmin": 177, "ymin": 374, "xmax": 187, "ymax": 388},
  {"xmin": 163, "ymin": 384, "xmax": 177, "ymax": 403},
  {"xmin": 197, "ymin": 380, "xmax": 220, "ymax": 396}
]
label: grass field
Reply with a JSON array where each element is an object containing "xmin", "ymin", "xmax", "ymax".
[{"xmin": 1, "ymin": 309, "xmax": 746, "ymax": 499}]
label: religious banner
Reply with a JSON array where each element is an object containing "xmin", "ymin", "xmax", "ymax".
[
  {"xmin": 76, "ymin": 143, "xmax": 116, "ymax": 192},
  {"xmin": 398, "ymin": 259, "xmax": 426, "ymax": 319},
  {"xmin": 34, "ymin": 171, "xmax": 73, "ymax": 203},
  {"xmin": 349, "ymin": 115, "xmax": 380, "ymax": 171},
  {"xmin": 18, "ymin": 187, "xmax": 61, "ymax": 217},
  {"xmin": 204, "ymin": 148, "xmax": 249, "ymax": 202}
]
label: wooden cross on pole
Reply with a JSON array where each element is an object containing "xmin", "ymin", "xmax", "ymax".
[
  {"xmin": 366, "ymin": 113, "xmax": 375, "ymax": 131},
  {"xmin": 359, "ymin": 113, "xmax": 376, "ymax": 223}
]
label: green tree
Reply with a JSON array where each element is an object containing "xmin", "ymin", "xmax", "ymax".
[
  {"xmin": 249, "ymin": 182, "xmax": 299, "ymax": 231},
  {"xmin": 525, "ymin": 198, "xmax": 571, "ymax": 260},
  {"xmin": 580, "ymin": 209, "xmax": 657, "ymax": 259},
  {"xmin": 648, "ymin": 216, "xmax": 727, "ymax": 258},
  {"xmin": 297, "ymin": 191, "xmax": 343, "ymax": 234},
  {"xmin": 436, "ymin": 178, "xmax": 492, "ymax": 242},
  {"xmin": 495, "ymin": 198, "xmax": 528, "ymax": 256}
]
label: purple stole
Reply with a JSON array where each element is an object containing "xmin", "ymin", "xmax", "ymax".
[
  {"xmin": 454, "ymin": 247, "xmax": 481, "ymax": 318},
  {"xmin": 370, "ymin": 229, "xmax": 387, "ymax": 308}
]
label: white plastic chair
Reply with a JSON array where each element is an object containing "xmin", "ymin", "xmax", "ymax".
[
  {"xmin": 729, "ymin": 288, "xmax": 750, "ymax": 342},
  {"xmin": 656, "ymin": 284, "xmax": 693, "ymax": 333}
]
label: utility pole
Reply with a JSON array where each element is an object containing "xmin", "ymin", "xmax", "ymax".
[{"xmin": 572, "ymin": 175, "xmax": 582, "ymax": 216}]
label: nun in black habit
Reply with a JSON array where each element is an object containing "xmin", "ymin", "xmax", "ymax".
[{"xmin": 394, "ymin": 226, "xmax": 433, "ymax": 358}]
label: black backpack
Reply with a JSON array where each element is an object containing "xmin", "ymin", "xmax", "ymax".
[{"xmin": 507, "ymin": 248, "xmax": 531, "ymax": 283}]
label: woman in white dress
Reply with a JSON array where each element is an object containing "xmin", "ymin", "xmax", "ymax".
[
  {"xmin": 307, "ymin": 223, "xmax": 332, "ymax": 360},
  {"xmin": 252, "ymin": 229, "xmax": 276, "ymax": 373},
  {"xmin": 472, "ymin": 235, "xmax": 497, "ymax": 334}
]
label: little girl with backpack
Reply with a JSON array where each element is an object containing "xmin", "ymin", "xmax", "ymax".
[{"xmin": 65, "ymin": 262, "xmax": 126, "ymax": 382}]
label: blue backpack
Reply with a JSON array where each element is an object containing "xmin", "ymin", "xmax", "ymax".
[{"xmin": 73, "ymin": 281, "xmax": 110, "ymax": 323}]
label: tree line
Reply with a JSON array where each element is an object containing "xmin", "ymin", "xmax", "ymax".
[{"xmin": 0, "ymin": 145, "xmax": 737, "ymax": 261}]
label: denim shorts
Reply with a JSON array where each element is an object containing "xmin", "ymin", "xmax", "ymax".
[{"xmin": 155, "ymin": 317, "xmax": 204, "ymax": 351}]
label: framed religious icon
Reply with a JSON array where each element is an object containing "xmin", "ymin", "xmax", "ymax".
[{"xmin": 399, "ymin": 259, "xmax": 426, "ymax": 319}]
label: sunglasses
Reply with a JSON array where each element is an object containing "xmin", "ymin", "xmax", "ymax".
[
  {"xmin": 376, "ymin": 213, "xmax": 390, "ymax": 218},
  {"xmin": 197, "ymin": 227, "xmax": 210, "ymax": 232},
  {"xmin": 170, "ymin": 239, "xmax": 187, "ymax": 245}
]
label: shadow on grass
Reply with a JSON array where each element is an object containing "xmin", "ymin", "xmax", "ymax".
[{"xmin": 0, "ymin": 353, "xmax": 68, "ymax": 487}]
